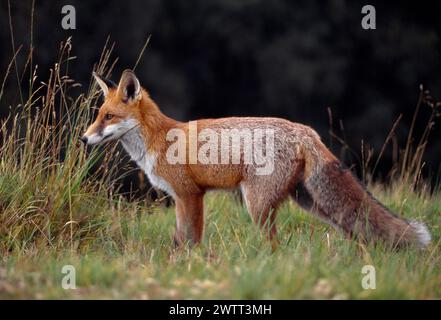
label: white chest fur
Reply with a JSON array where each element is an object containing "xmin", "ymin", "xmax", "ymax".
[{"xmin": 120, "ymin": 125, "xmax": 175, "ymax": 197}]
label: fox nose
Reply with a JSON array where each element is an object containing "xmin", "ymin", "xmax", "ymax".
[{"xmin": 80, "ymin": 136, "xmax": 88, "ymax": 144}]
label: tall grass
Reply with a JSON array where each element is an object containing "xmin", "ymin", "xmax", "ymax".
[
  {"xmin": 0, "ymin": 39, "xmax": 134, "ymax": 254},
  {"xmin": 328, "ymin": 85, "xmax": 441, "ymax": 196}
]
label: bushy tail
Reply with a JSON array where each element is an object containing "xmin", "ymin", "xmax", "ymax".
[{"xmin": 297, "ymin": 146, "xmax": 431, "ymax": 248}]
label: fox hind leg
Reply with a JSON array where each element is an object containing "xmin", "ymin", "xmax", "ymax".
[
  {"xmin": 240, "ymin": 182, "xmax": 281, "ymax": 240},
  {"xmin": 240, "ymin": 159, "xmax": 304, "ymax": 242}
]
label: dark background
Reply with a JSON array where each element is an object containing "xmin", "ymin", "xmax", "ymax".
[{"xmin": 1, "ymin": 0, "xmax": 441, "ymax": 187}]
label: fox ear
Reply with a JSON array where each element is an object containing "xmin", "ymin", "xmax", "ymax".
[
  {"xmin": 117, "ymin": 69, "xmax": 141, "ymax": 103},
  {"xmin": 93, "ymin": 72, "xmax": 117, "ymax": 97}
]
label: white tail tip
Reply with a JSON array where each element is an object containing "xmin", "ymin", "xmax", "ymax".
[{"xmin": 410, "ymin": 220, "xmax": 431, "ymax": 248}]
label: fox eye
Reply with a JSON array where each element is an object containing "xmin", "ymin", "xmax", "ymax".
[{"xmin": 104, "ymin": 114, "xmax": 114, "ymax": 121}]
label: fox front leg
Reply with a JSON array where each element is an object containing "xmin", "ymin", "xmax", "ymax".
[{"xmin": 173, "ymin": 194, "xmax": 205, "ymax": 247}]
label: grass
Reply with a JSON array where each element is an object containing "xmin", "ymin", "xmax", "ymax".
[
  {"xmin": 0, "ymin": 190, "xmax": 439, "ymax": 299},
  {"xmin": 0, "ymin": 24, "xmax": 440, "ymax": 298}
]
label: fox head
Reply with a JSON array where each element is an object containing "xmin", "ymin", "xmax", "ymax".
[{"xmin": 81, "ymin": 69, "xmax": 143, "ymax": 145}]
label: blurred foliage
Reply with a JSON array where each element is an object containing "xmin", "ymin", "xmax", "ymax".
[{"xmin": 1, "ymin": 0, "xmax": 440, "ymax": 182}]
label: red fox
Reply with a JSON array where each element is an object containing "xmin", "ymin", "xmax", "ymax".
[{"xmin": 81, "ymin": 69, "xmax": 431, "ymax": 248}]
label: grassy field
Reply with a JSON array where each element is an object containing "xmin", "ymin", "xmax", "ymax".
[
  {"xmin": 0, "ymin": 189, "xmax": 440, "ymax": 299},
  {"xmin": 0, "ymin": 41, "xmax": 440, "ymax": 299}
]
